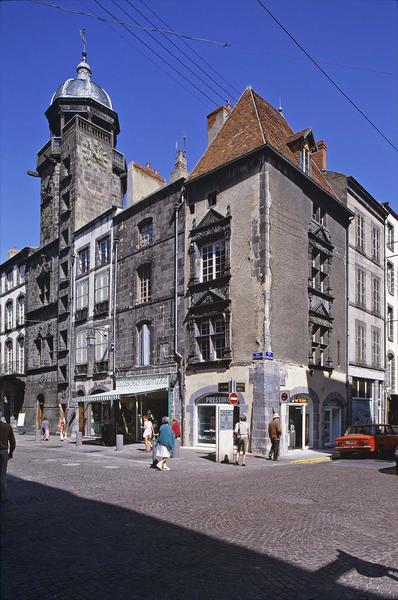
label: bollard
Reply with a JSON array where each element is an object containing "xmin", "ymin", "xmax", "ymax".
[
  {"xmin": 76, "ymin": 431, "xmax": 83, "ymax": 447},
  {"xmin": 171, "ymin": 438, "xmax": 181, "ymax": 459},
  {"xmin": 116, "ymin": 434, "xmax": 124, "ymax": 451},
  {"xmin": 35, "ymin": 429, "xmax": 42, "ymax": 442}
]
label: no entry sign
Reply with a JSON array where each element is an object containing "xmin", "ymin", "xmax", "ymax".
[{"xmin": 229, "ymin": 392, "xmax": 239, "ymax": 405}]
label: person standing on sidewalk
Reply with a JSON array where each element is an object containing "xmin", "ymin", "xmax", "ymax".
[
  {"xmin": 234, "ymin": 415, "xmax": 249, "ymax": 466},
  {"xmin": 58, "ymin": 417, "xmax": 66, "ymax": 441},
  {"xmin": 268, "ymin": 413, "xmax": 281, "ymax": 461},
  {"xmin": 155, "ymin": 417, "xmax": 175, "ymax": 471},
  {"xmin": 0, "ymin": 420, "xmax": 16, "ymax": 502},
  {"xmin": 42, "ymin": 417, "xmax": 50, "ymax": 441}
]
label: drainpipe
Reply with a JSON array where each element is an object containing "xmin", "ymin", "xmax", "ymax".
[
  {"xmin": 174, "ymin": 186, "xmax": 185, "ymax": 437},
  {"xmin": 67, "ymin": 249, "xmax": 75, "ymax": 437},
  {"xmin": 112, "ymin": 234, "xmax": 119, "ymax": 443}
]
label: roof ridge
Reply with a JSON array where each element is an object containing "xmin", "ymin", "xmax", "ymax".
[{"xmin": 249, "ymin": 88, "xmax": 266, "ymax": 144}]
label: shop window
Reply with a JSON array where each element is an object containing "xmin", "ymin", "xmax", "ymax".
[{"xmin": 197, "ymin": 405, "xmax": 216, "ymax": 444}]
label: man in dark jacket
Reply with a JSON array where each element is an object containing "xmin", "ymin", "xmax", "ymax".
[
  {"xmin": 0, "ymin": 420, "xmax": 16, "ymax": 501},
  {"xmin": 268, "ymin": 413, "xmax": 282, "ymax": 461}
]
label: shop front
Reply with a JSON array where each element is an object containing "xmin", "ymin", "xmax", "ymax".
[
  {"xmin": 195, "ymin": 393, "xmax": 242, "ymax": 447},
  {"xmin": 76, "ymin": 374, "xmax": 172, "ymax": 443}
]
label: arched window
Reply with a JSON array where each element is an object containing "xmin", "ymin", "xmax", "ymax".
[
  {"xmin": 17, "ymin": 295, "xmax": 25, "ymax": 326},
  {"xmin": 17, "ymin": 337, "xmax": 24, "ymax": 373},
  {"xmin": 137, "ymin": 322, "xmax": 151, "ymax": 366},
  {"xmin": 5, "ymin": 340, "xmax": 13, "ymax": 373},
  {"xmin": 5, "ymin": 300, "xmax": 13, "ymax": 330}
]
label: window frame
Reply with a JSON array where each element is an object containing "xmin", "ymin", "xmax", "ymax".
[
  {"xmin": 200, "ymin": 240, "xmax": 226, "ymax": 283},
  {"xmin": 137, "ymin": 264, "xmax": 152, "ymax": 304},
  {"xmin": 138, "ymin": 218, "xmax": 154, "ymax": 248},
  {"xmin": 76, "ymin": 279, "xmax": 89, "ymax": 310},
  {"xmin": 94, "ymin": 270, "xmax": 109, "ymax": 304},
  {"xmin": 75, "ymin": 331, "xmax": 88, "ymax": 365},
  {"xmin": 355, "ymin": 267, "xmax": 366, "ymax": 307},
  {"xmin": 355, "ymin": 321, "xmax": 366, "ymax": 364},
  {"xmin": 195, "ymin": 315, "xmax": 226, "ymax": 362},
  {"xmin": 78, "ymin": 246, "xmax": 90, "ymax": 275},
  {"xmin": 371, "ymin": 226, "xmax": 380, "ymax": 262},
  {"xmin": 97, "ymin": 236, "xmax": 111, "ymax": 267},
  {"xmin": 356, "ymin": 212, "xmax": 365, "ymax": 252},
  {"xmin": 137, "ymin": 322, "xmax": 152, "ymax": 366}
]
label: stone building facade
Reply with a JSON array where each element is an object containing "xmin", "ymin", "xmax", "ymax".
[
  {"xmin": 326, "ymin": 173, "xmax": 387, "ymax": 425},
  {"xmin": 383, "ymin": 202, "xmax": 398, "ymax": 424},
  {"xmin": 0, "ymin": 247, "xmax": 36, "ymax": 425},
  {"xmin": 22, "ymin": 51, "xmax": 126, "ymax": 432},
  {"xmin": 183, "ymin": 88, "xmax": 352, "ymax": 453}
]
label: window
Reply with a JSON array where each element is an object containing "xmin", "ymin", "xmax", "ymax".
[
  {"xmin": 34, "ymin": 337, "xmax": 42, "ymax": 367},
  {"xmin": 387, "ymin": 306, "xmax": 394, "ymax": 341},
  {"xmin": 95, "ymin": 330, "xmax": 109, "ymax": 363},
  {"xmin": 17, "ymin": 295, "xmax": 25, "ymax": 325},
  {"xmin": 201, "ymin": 241, "xmax": 226, "ymax": 282},
  {"xmin": 16, "ymin": 267, "xmax": 21, "ymax": 286},
  {"xmin": 138, "ymin": 323, "xmax": 151, "ymax": 366},
  {"xmin": 356, "ymin": 213, "xmax": 365, "ymax": 251},
  {"xmin": 311, "ymin": 248, "xmax": 329, "ymax": 292},
  {"xmin": 137, "ymin": 265, "xmax": 152, "ymax": 303},
  {"xmin": 5, "ymin": 301, "xmax": 13, "ymax": 330},
  {"xmin": 312, "ymin": 202, "xmax": 325, "ymax": 226},
  {"xmin": 387, "ymin": 262, "xmax": 394, "ymax": 295},
  {"xmin": 300, "ymin": 146, "xmax": 310, "ymax": 174},
  {"xmin": 387, "ymin": 353, "xmax": 396, "ymax": 392},
  {"xmin": 196, "ymin": 316, "xmax": 226, "ymax": 361},
  {"xmin": 371, "ymin": 327, "xmax": 381, "ymax": 368},
  {"xmin": 387, "ymin": 223, "xmax": 394, "ymax": 251},
  {"xmin": 6, "ymin": 271, "xmax": 13, "ymax": 291},
  {"xmin": 17, "ymin": 338, "xmax": 24, "ymax": 374},
  {"xmin": 97, "ymin": 236, "xmax": 110, "ymax": 266},
  {"xmin": 78, "ymin": 247, "xmax": 90, "ymax": 275},
  {"xmin": 95, "ymin": 271, "xmax": 109, "ymax": 304},
  {"xmin": 138, "ymin": 219, "xmax": 153, "ymax": 248},
  {"xmin": 5, "ymin": 341, "xmax": 13, "ymax": 373},
  {"xmin": 371, "ymin": 277, "xmax": 380, "ymax": 315},
  {"xmin": 76, "ymin": 280, "xmax": 89, "ymax": 309},
  {"xmin": 311, "ymin": 325, "xmax": 329, "ymax": 367},
  {"xmin": 371, "ymin": 226, "xmax": 380, "ymax": 262},
  {"xmin": 76, "ymin": 332, "xmax": 87, "ymax": 364},
  {"xmin": 38, "ymin": 274, "xmax": 51, "ymax": 304},
  {"xmin": 355, "ymin": 321, "xmax": 366, "ymax": 363},
  {"xmin": 356, "ymin": 268, "xmax": 366, "ymax": 307},
  {"xmin": 208, "ymin": 192, "xmax": 217, "ymax": 208}
]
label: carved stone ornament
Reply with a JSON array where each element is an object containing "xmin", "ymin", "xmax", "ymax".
[
  {"xmin": 41, "ymin": 175, "xmax": 54, "ymax": 203},
  {"xmin": 81, "ymin": 139, "xmax": 108, "ymax": 167}
]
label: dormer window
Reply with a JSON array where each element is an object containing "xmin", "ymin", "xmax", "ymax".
[{"xmin": 300, "ymin": 146, "xmax": 310, "ymax": 174}]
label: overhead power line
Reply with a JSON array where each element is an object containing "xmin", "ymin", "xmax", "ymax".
[{"xmin": 255, "ymin": 0, "xmax": 398, "ymax": 153}]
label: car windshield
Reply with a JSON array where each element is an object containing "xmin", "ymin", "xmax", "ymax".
[{"xmin": 346, "ymin": 425, "xmax": 374, "ymax": 435}]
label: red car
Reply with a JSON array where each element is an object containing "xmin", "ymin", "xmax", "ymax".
[{"xmin": 335, "ymin": 424, "xmax": 398, "ymax": 458}]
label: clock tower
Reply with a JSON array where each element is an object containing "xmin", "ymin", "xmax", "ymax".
[{"xmin": 23, "ymin": 50, "xmax": 126, "ymax": 431}]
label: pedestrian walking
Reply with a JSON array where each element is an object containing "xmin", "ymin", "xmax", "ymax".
[
  {"xmin": 171, "ymin": 416, "xmax": 181, "ymax": 439},
  {"xmin": 155, "ymin": 417, "xmax": 175, "ymax": 471},
  {"xmin": 41, "ymin": 417, "xmax": 50, "ymax": 441},
  {"xmin": 268, "ymin": 413, "xmax": 282, "ymax": 461},
  {"xmin": 234, "ymin": 415, "xmax": 249, "ymax": 466},
  {"xmin": 0, "ymin": 420, "xmax": 16, "ymax": 502},
  {"xmin": 58, "ymin": 417, "xmax": 66, "ymax": 441},
  {"xmin": 142, "ymin": 415, "xmax": 154, "ymax": 452}
]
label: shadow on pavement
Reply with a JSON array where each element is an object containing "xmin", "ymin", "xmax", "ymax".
[
  {"xmin": 1, "ymin": 475, "xmax": 396, "ymax": 600},
  {"xmin": 378, "ymin": 465, "xmax": 398, "ymax": 476}
]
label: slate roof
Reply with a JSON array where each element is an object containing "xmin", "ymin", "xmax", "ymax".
[{"xmin": 189, "ymin": 87, "xmax": 338, "ymax": 199}]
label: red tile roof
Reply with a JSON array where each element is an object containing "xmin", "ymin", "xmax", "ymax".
[{"xmin": 189, "ymin": 88, "xmax": 338, "ymax": 199}]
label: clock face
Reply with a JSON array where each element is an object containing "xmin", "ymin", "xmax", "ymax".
[{"xmin": 81, "ymin": 139, "xmax": 108, "ymax": 167}]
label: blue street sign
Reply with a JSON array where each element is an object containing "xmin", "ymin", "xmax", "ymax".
[
  {"xmin": 265, "ymin": 351, "xmax": 274, "ymax": 360},
  {"xmin": 252, "ymin": 352, "xmax": 264, "ymax": 360}
]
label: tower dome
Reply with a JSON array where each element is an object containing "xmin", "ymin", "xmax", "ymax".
[{"xmin": 51, "ymin": 52, "xmax": 113, "ymax": 109}]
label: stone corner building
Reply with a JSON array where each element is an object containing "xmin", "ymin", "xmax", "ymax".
[
  {"xmin": 183, "ymin": 87, "xmax": 353, "ymax": 453},
  {"xmin": 22, "ymin": 51, "xmax": 126, "ymax": 431}
]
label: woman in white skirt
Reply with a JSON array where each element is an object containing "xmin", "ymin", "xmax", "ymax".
[
  {"xmin": 155, "ymin": 416, "xmax": 175, "ymax": 471},
  {"xmin": 142, "ymin": 416, "xmax": 153, "ymax": 452}
]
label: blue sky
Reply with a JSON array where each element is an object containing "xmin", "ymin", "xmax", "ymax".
[{"xmin": 0, "ymin": 0, "xmax": 397, "ymax": 261}]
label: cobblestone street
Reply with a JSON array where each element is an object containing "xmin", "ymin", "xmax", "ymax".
[{"xmin": 1, "ymin": 439, "xmax": 397, "ymax": 600}]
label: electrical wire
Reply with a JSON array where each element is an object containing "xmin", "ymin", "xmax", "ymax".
[{"xmin": 255, "ymin": 0, "xmax": 398, "ymax": 153}]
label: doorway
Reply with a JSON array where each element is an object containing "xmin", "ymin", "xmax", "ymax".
[
  {"xmin": 323, "ymin": 406, "xmax": 341, "ymax": 447},
  {"xmin": 288, "ymin": 402, "xmax": 313, "ymax": 450},
  {"xmin": 36, "ymin": 394, "xmax": 44, "ymax": 429}
]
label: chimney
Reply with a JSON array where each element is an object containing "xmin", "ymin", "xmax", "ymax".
[
  {"xmin": 311, "ymin": 140, "xmax": 327, "ymax": 171},
  {"xmin": 7, "ymin": 246, "xmax": 18, "ymax": 260},
  {"xmin": 207, "ymin": 101, "xmax": 231, "ymax": 146},
  {"xmin": 169, "ymin": 148, "xmax": 188, "ymax": 182}
]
